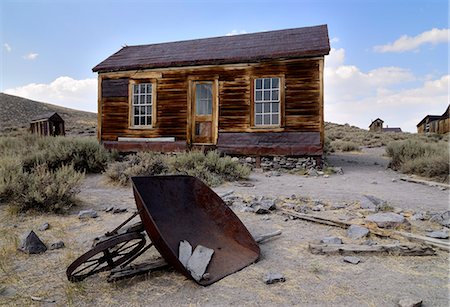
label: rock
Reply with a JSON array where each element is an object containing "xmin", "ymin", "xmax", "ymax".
[
  {"xmin": 411, "ymin": 211, "xmax": 429, "ymax": 221},
  {"xmin": 265, "ymin": 171, "xmax": 281, "ymax": 177},
  {"xmin": 317, "ymin": 171, "xmax": 324, "ymax": 176},
  {"xmin": 429, "ymin": 211, "xmax": 450, "ymax": 227},
  {"xmin": 263, "ymin": 272, "xmax": 286, "ymax": 284},
  {"xmin": 38, "ymin": 222, "xmax": 50, "ymax": 231},
  {"xmin": 104, "ymin": 206, "xmax": 114, "ymax": 212},
  {"xmin": 307, "ymin": 169, "xmax": 319, "ymax": 177},
  {"xmin": 360, "ymin": 195, "xmax": 386, "ymax": 212},
  {"xmin": 241, "ymin": 207, "xmax": 255, "ymax": 213},
  {"xmin": 333, "ymin": 167, "xmax": 344, "ymax": 175},
  {"xmin": 18, "ymin": 231, "xmax": 47, "ymax": 254},
  {"xmin": 178, "ymin": 240, "xmax": 193, "ymax": 267},
  {"xmin": 363, "ymin": 239, "xmax": 377, "ymax": 246},
  {"xmin": 254, "ymin": 206, "xmax": 271, "ymax": 214},
  {"xmin": 343, "ymin": 256, "xmax": 361, "ymax": 264},
  {"xmin": 49, "ymin": 241, "xmax": 65, "ymax": 250},
  {"xmin": 294, "ymin": 205, "xmax": 310, "ymax": 214},
  {"xmin": 323, "ymin": 174, "xmax": 329, "ymax": 178},
  {"xmin": 186, "ymin": 245, "xmax": 214, "ymax": 281},
  {"xmin": 371, "ymin": 181, "xmax": 378, "ymax": 184},
  {"xmin": 312, "ymin": 204, "xmax": 324, "ymax": 211},
  {"xmin": 425, "ymin": 231, "xmax": 449, "ymax": 239},
  {"xmin": 331, "ymin": 203, "xmax": 346, "ymax": 210},
  {"xmin": 231, "ymin": 157, "xmax": 239, "ymax": 162},
  {"xmin": 398, "ymin": 296, "xmax": 423, "ymax": 307},
  {"xmin": 78, "ymin": 209, "xmax": 98, "ymax": 219},
  {"xmin": 391, "ymin": 178, "xmax": 397, "ymax": 182},
  {"xmin": 366, "ymin": 212, "xmax": 406, "ymax": 229},
  {"xmin": 113, "ymin": 208, "xmax": 128, "ymax": 214},
  {"xmin": 347, "ymin": 225, "xmax": 369, "ymax": 240},
  {"xmin": 245, "ymin": 157, "xmax": 253, "ymax": 163},
  {"xmin": 320, "ymin": 236, "xmax": 342, "ymax": 244}
]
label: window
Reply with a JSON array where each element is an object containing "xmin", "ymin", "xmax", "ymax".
[
  {"xmin": 254, "ymin": 77, "xmax": 280, "ymax": 126},
  {"xmin": 195, "ymin": 83, "xmax": 213, "ymax": 115},
  {"xmin": 131, "ymin": 83, "xmax": 153, "ymax": 127}
]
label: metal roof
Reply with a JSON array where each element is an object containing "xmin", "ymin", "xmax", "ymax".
[{"xmin": 93, "ymin": 25, "xmax": 330, "ymax": 73}]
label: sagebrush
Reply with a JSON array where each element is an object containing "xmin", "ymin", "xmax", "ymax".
[
  {"xmin": 386, "ymin": 139, "xmax": 449, "ymax": 182},
  {"xmin": 0, "ymin": 135, "xmax": 113, "ymax": 212},
  {"xmin": 105, "ymin": 150, "xmax": 251, "ymax": 187}
]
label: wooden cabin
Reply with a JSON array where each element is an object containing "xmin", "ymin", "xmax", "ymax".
[
  {"xmin": 93, "ymin": 25, "xmax": 330, "ymax": 159},
  {"xmin": 369, "ymin": 118, "xmax": 383, "ymax": 132},
  {"xmin": 417, "ymin": 105, "xmax": 449, "ymax": 134},
  {"xmin": 30, "ymin": 112, "xmax": 65, "ymax": 136}
]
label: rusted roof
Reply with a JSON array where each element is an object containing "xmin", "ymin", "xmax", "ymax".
[
  {"xmin": 30, "ymin": 112, "xmax": 64, "ymax": 123},
  {"xmin": 93, "ymin": 25, "xmax": 330, "ymax": 73}
]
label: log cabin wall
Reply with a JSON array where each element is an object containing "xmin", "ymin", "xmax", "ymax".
[{"xmin": 98, "ymin": 57, "xmax": 324, "ymax": 154}]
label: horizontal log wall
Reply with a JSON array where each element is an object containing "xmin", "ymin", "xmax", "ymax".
[{"xmin": 99, "ymin": 58, "xmax": 323, "ymax": 145}]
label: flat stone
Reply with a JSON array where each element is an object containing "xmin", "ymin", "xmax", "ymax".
[
  {"xmin": 360, "ymin": 195, "xmax": 386, "ymax": 212},
  {"xmin": 18, "ymin": 231, "xmax": 47, "ymax": 254},
  {"xmin": 245, "ymin": 157, "xmax": 252, "ymax": 163},
  {"xmin": 312, "ymin": 204, "xmax": 324, "ymax": 211},
  {"xmin": 78, "ymin": 209, "xmax": 98, "ymax": 219},
  {"xmin": 263, "ymin": 272, "xmax": 286, "ymax": 284},
  {"xmin": 49, "ymin": 241, "xmax": 65, "ymax": 250},
  {"xmin": 366, "ymin": 212, "xmax": 406, "ymax": 229},
  {"xmin": 254, "ymin": 206, "xmax": 271, "ymax": 214},
  {"xmin": 320, "ymin": 236, "xmax": 342, "ymax": 244},
  {"xmin": 425, "ymin": 231, "xmax": 449, "ymax": 239},
  {"xmin": 398, "ymin": 296, "xmax": 423, "ymax": 307},
  {"xmin": 104, "ymin": 206, "xmax": 114, "ymax": 212},
  {"xmin": 186, "ymin": 245, "xmax": 214, "ymax": 282},
  {"xmin": 178, "ymin": 240, "xmax": 192, "ymax": 268},
  {"xmin": 38, "ymin": 222, "xmax": 50, "ymax": 231},
  {"xmin": 347, "ymin": 225, "xmax": 369, "ymax": 240},
  {"xmin": 343, "ymin": 256, "xmax": 361, "ymax": 264},
  {"xmin": 113, "ymin": 208, "xmax": 127, "ymax": 214}
]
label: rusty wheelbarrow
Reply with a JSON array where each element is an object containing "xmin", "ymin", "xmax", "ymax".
[{"xmin": 66, "ymin": 175, "xmax": 262, "ymax": 286}]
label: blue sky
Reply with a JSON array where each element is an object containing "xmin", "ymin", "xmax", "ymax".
[{"xmin": 1, "ymin": 0, "xmax": 448, "ymax": 132}]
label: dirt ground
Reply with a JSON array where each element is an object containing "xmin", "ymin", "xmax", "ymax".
[{"xmin": 1, "ymin": 148, "xmax": 449, "ymax": 306}]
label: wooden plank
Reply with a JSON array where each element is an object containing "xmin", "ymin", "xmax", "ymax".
[{"xmin": 308, "ymin": 243, "xmax": 436, "ymax": 256}]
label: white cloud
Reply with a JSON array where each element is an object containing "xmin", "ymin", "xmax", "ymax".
[
  {"xmin": 3, "ymin": 43, "xmax": 11, "ymax": 52},
  {"xmin": 374, "ymin": 28, "xmax": 449, "ymax": 53},
  {"xmin": 330, "ymin": 37, "xmax": 340, "ymax": 44},
  {"xmin": 324, "ymin": 48, "xmax": 448, "ymax": 132},
  {"xmin": 3, "ymin": 76, "xmax": 97, "ymax": 112},
  {"xmin": 23, "ymin": 52, "xmax": 39, "ymax": 60},
  {"xmin": 225, "ymin": 30, "xmax": 247, "ymax": 36}
]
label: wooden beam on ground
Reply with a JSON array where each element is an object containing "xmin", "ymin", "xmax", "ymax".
[
  {"xmin": 308, "ymin": 243, "xmax": 436, "ymax": 256},
  {"xmin": 400, "ymin": 177, "xmax": 449, "ymax": 189}
]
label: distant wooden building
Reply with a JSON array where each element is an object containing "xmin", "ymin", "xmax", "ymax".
[
  {"xmin": 30, "ymin": 112, "xmax": 65, "ymax": 136},
  {"xmin": 369, "ymin": 118, "xmax": 402, "ymax": 133},
  {"xmin": 417, "ymin": 105, "xmax": 449, "ymax": 134},
  {"xmin": 369, "ymin": 118, "xmax": 383, "ymax": 132},
  {"xmin": 92, "ymin": 25, "xmax": 330, "ymax": 159}
]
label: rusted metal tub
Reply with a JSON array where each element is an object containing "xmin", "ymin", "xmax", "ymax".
[{"xmin": 131, "ymin": 175, "xmax": 260, "ymax": 286}]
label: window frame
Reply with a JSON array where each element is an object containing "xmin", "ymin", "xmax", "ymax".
[
  {"xmin": 128, "ymin": 79, "xmax": 157, "ymax": 129},
  {"xmin": 250, "ymin": 75, "xmax": 284, "ymax": 129}
]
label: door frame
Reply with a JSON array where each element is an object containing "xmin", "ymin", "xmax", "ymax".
[{"xmin": 187, "ymin": 77, "xmax": 219, "ymax": 145}]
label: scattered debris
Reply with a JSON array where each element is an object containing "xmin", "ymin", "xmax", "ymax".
[
  {"xmin": 263, "ymin": 272, "xmax": 286, "ymax": 284},
  {"xmin": 343, "ymin": 256, "xmax": 361, "ymax": 264},
  {"xmin": 320, "ymin": 236, "xmax": 342, "ymax": 245},
  {"xmin": 254, "ymin": 230, "xmax": 282, "ymax": 244},
  {"xmin": 425, "ymin": 230, "xmax": 449, "ymax": 239},
  {"xmin": 178, "ymin": 240, "xmax": 193, "ymax": 267},
  {"xmin": 365, "ymin": 212, "xmax": 407, "ymax": 229},
  {"xmin": 347, "ymin": 225, "xmax": 369, "ymax": 240},
  {"xmin": 309, "ymin": 243, "xmax": 435, "ymax": 256},
  {"xmin": 218, "ymin": 190, "xmax": 235, "ymax": 199},
  {"xmin": 38, "ymin": 222, "xmax": 50, "ymax": 231},
  {"xmin": 108, "ymin": 259, "xmax": 170, "ymax": 282},
  {"xmin": 397, "ymin": 296, "xmax": 423, "ymax": 307},
  {"xmin": 18, "ymin": 231, "xmax": 47, "ymax": 254},
  {"xmin": 360, "ymin": 195, "xmax": 387, "ymax": 212},
  {"xmin": 113, "ymin": 208, "xmax": 128, "ymax": 214},
  {"xmin": 78, "ymin": 209, "xmax": 98, "ymax": 219},
  {"xmin": 186, "ymin": 245, "xmax": 215, "ymax": 282},
  {"xmin": 49, "ymin": 241, "xmax": 65, "ymax": 250},
  {"xmin": 429, "ymin": 211, "xmax": 450, "ymax": 227}
]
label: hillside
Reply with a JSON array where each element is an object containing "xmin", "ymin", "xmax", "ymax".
[{"xmin": 0, "ymin": 93, "xmax": 97, "ymax": 135}]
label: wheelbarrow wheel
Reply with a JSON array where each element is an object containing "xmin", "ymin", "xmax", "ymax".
[{"xmin": 66, "ymin": 232, "xmax": 146, "ymax": 282}]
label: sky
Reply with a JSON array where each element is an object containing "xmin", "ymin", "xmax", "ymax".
[{"xmin": 0, "ymin": 0, "xmax": 448, "ymax": 132}]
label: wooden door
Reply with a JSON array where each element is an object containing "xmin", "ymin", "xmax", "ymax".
[{"xmin": 191, "ymin": 81, "xmax": 216, "ymax": 144}]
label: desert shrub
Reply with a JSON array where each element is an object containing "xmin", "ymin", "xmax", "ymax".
[
  {"xmin": 105, "ymin": 150, "xmax": 251, "ymax": 187},
  {"xmin": 386, "ymin": 139, "xmax": 449, "ymax": 182},
  {"xmin": 105, "ymin": 152, "xmax": 169, "ymax": 185},
  {"xmin": 0, "ymin": 161, "xmax": 84, "ymax": 213},
  {"xmin": 330, "ymin": 140, "xmax": 361, "ymax": 152}
]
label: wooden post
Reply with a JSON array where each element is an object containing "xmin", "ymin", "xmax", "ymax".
[{"xmin": 255, "ymin": 156, "xmax": 261, "ymax": 168}]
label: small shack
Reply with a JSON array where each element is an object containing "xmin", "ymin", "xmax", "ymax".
[
  {"xmin": 369, "ymin": 118, "xmax": 402, "ymax": 133},
  {"xmin": 369, "ymin": 118, "xmax": 383, "ymax": 132},
  {"xmin": 30, "ymin": 112, "xmax": 65, "ymax": 136},
  {"xmin": 92, "ymin": 25, "xmax": 330, "ymax": 161}
]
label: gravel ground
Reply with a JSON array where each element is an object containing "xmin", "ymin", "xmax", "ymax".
[{"xmin": 0, "ymin": 148, "xmax": 449, "ymax": 306}]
